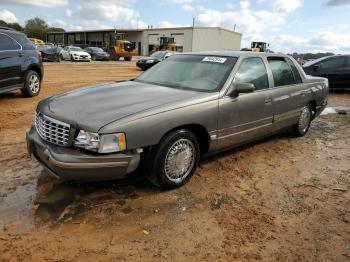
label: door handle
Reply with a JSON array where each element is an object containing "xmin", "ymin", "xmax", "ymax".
[{"xmin": 265, "ymin": 98, "xmax": 272, "ymax": 104}]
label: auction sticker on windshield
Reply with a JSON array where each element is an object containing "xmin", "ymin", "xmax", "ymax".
[{"xmin": 202, "ymin": 57, "xmax": 227, "ymax": 63}]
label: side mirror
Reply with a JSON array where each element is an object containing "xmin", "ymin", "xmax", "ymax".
[
  {"xmin": 227, "ymin": 82, "xmax": 255, "ymax": 97},
  {"xmin": 313, "ymin": 65, "xmax": 319, "ymax": 71}
]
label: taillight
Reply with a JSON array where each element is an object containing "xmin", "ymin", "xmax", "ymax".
[{"xmin": 38, "ymin": 51, "xmax": 42, "ymax": 61}]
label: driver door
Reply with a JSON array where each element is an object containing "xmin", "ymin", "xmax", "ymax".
[{"xmin": 217, "ymin": 57, "xmax": 274, "ymax": 149}]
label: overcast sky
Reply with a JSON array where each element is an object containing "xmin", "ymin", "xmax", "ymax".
[{"xmin": 0, "ymin": 0, "xmax": 349, "ymax": 53}]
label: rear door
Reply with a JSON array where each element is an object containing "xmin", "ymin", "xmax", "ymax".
[
  {"xmin": 0, "ymin": 33, "xmax": 22, "ymax": 90},
  {"xmin": 268, "ymin": 57, "xmax": 304, "ymax": 130},
  {"xmin": 218, "ymin": 56, "xmax": 274, "ymax": 148}
]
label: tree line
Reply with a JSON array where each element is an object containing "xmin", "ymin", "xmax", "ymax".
[{"xmin": 0, "ymin": 17, "xmax": 64, "ymax": 41}]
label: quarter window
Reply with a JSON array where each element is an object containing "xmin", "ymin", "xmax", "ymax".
[
  {"xmin": 286, "ymin": 57, "xmax": 302, "ymax": 84},
  {"xmin": 268, "ymin": 57, "xmax": 296, "ymax": 87},
  {"xmin": 0, "ymin": 34, "xmax": 20, "ymax": 51},
  {"xmin": 234, "ymin": 57, "xmax": 269, "ymax": 91}
]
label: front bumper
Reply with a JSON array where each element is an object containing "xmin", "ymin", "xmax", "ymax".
[
  {"xmin": 26, "ymin": 126, "xmax": 140, "ymax": 182},
  {"xmin": 72, "ymin": 56, "xmax": 91, "ymax": 61}
]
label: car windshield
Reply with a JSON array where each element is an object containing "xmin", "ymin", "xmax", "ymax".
[
  {"xmin": 151, "ymin": 51, "xmax": 166, "ymax": 59},
  {"xmin": 70, "ymin": 47, "xmax": 83, "ymax": 51},
  {"xmin": 136, "ymin": 55, "xmax": 237, "ymax": 92},
  {"xmin": 89, "ymin": 47, "xmax": 104, "ymax": 52},
  {"xmin": 303, "ymin": 56, "xmax": 331, "ymax": 67}
]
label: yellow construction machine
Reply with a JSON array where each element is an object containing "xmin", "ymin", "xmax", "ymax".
[
  {"xmin": 106, "ymin": 33, "xmax": 136, "ymax": 61},
  {"xmin": 241, "ymin": 42, "xmax": 270, "ymax": 52}
]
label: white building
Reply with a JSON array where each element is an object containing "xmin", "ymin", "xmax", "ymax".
[{"xmin": 47, "ymin": 26, "xmax": 242, "ymax": 56}]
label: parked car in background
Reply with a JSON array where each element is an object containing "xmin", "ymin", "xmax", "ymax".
[
  {"xmin": 27, "ymin": 51, "xmax": 328, "ymax": 189},
  {"xmin": 84, "ymin": 47, "xmax": 110, "ymax": 61},
  {"xmin": 136, "ymin": 51, "xmax": 176, "ymax": 70},
  {"xmin": 37, "ymin": 45, "xmax": 62, "ymax": 62},
  {"xmin": 60, "ymin": 46, "xmax": 91, "ymax": 62},
  {"xmin": 0, "ymin": 27, "xmax": 43, "ymax": 97},
  {"xmin": 303, "ymin": 55, "xmax": 350, "ymax": 90}
]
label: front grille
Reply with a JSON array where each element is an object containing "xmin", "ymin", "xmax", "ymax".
[{"xmin": 35, "ymin": 112, "xmax": 70, "ymax": 146}]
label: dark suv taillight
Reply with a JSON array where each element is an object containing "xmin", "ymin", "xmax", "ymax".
[{"xmin": 38, "ymin": 51, "xmax": 42, "ymax": 61}]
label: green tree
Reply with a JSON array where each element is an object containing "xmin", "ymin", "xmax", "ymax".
[
  {"xmin": 24, "ymin": 17, "xmax": 49, "ymax": 40},
  {"xmin": 0, "ymin": 20, "xmax": 23, "ymax": 31}
]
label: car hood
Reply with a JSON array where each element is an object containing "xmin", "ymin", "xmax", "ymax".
[
  {"xmin": 70, "ymin": 51, "xmax": 90, "ymax": 56},
  {"xmin": 38, "ymin": 81, "xmax": 207, "ymax": 132}
]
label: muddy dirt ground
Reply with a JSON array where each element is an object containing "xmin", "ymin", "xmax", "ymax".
[{"xmin": 0, "ymin": 62, "xmax": 349, "ymax": 261}]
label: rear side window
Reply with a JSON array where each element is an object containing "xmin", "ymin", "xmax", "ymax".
[
  {"xmin": 286, "ymin": 57, "xmax": 302, "ymax": 84},
  {"xmin": 234, "ymin": 57, "xmax": 269, "ymax": 91},
  {"xmin": 268, "ymin": 57, "xmax": 296, "ymax": 87},
  {"xmin": 0, "ymin": 34, "xmax": 21, "ymax": 51},
  {"xmin": 11, "ymin": 34, "xmax": 35, "ymax": 50}
]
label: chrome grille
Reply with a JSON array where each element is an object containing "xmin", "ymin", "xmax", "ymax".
[{"xmin": 35, "ymin": 112, "xmax": 70, "ymax": 146}]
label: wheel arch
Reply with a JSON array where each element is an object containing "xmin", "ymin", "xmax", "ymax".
[
  {"xmin": 27, "ymin": 65, "xmax": 42, "ymax": 81},
  {"xmin": 160, "ymin": 124, "xmax": 211, "ymax": 158}
]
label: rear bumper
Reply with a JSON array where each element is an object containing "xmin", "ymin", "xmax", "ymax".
[{"xmin": 26, "ymin": 126, "xmax": 140, "ymax": 182}]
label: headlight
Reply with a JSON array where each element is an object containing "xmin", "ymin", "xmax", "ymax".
[
  {"xmin": 74, "ymin": 130, "xmax": 126, "ymax": 153},
  {"xmin": 146, "ymin": 59, "xmax": 154, "ymax": 63}
]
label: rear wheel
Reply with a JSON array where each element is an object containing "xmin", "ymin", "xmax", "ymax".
[
  {"xmin": 148, "ymin": 130, "xmax": 200, "ymax": 189},
  {"xmin": 292, "ymin": 105, "xmax": 312, "ymax": 136},
  {"xmin": 21, "ymin": 71, "xmax": 41, "ymax": 97}
]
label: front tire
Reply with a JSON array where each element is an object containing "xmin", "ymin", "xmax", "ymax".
[
  {"xmin": 21, "ymin": 71, "xmax": 41, "ymax": 97},
  {"xmin": 292, "ymin": 105, "xmax": 312, "ymax": 137},
  {"xmin": 148, "ymin": 130, "xmax": 200, "ymax": 189}
]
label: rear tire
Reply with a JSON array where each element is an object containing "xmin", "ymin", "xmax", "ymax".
[
  {"xmin": 292, "ymin": 105, "xmax": 312, "ymax": 137},
  {"xmin": 21, "ymin": 71, "xmax": 41, "ymax": 97},
  {"xmin": 147, "ymin": 129, "xmax": 200, "ymax": 189}
]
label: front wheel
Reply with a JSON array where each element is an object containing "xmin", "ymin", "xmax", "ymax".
[
  {"xmin": 21, "ymin": 71, "xmax": 41, "ymax": 97},
  {"xmin": 148, "ymin": 130, "xmax": 200, "ymax": 189},
  {"xmin": 292, "ymin": 105, "xmax": 312, "ymax": 137}
]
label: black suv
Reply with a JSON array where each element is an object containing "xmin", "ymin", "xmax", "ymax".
[{"xmin": 0, "ymin": 27, "xmax": 43, "ymax": 97}]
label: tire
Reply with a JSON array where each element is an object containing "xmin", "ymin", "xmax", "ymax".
[
  {"xmin": 21, "ymin": 70, "xmax": 41, "ymax": 97},
  {"xmin": 292, "ymin": 105, "xmax": 312, "ymax": 137},
  {"xmin": 124, "ymin": 56, "xmax": 131, "ymax": 61},
  {"xmin": 147, "ymin": 129, "xmax": 200, "ymax": 189}
]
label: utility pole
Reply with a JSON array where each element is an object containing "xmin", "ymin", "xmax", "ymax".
[{"xmin": 192, "ymin": 17, "xmax": 195, "ymax": 28}]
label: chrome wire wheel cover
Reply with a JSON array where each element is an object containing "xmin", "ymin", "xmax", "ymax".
[
  {"xmin": 29, "ymin": 74, "xmax": 40, "ymax": 94},
  {"xmin": 164, "ymin": 138, "xmax": 196, "ymax": 183},
  {"xmin": 298, "ymin": 107, "xmax": 311, "ymax": 133}
]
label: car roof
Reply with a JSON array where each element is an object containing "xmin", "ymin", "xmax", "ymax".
[
  {"xmin": 181, "ymin": 50, "xmax": 292, "ymax": 58},
  {"xmin": 0, "ymin": 28, "xmax": 25, "ymax": 36}
]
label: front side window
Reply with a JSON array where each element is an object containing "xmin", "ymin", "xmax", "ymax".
[
  {"xmin": 268, "ymin": 57, "xmax": 296, "ymax": 87},
  {"xmin": 136, "ymin": 55, "xmax": 237, "ymax": 92},
  {"xmin": 234, "ymin": 57, "xmax": 269, "ymax": 91},
  {"xmin": 0, "ymin": 34, "xmax": 21, "ymax": 51},
  {"xmin": 319, "ymin": 57, "xmax": 346, "ymax": 69}
]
